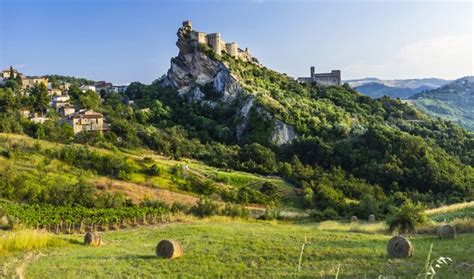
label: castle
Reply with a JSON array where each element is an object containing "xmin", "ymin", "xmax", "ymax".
[
  {"xmin": 182, "ymin": 20, "xmax": 254, "ymax": 62},
  {"xmin": 297, "ymin": 66, "xmax": 341, "ymax": 86}
]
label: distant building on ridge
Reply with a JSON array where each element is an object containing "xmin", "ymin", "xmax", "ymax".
[{"xmin": 298, "ymin": 66, "xmax": 341, "ymax": 86}]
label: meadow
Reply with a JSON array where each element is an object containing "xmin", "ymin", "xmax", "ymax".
[{"xmin": 1, "ymin": 218, "xmax": 473, "ymax": 278}]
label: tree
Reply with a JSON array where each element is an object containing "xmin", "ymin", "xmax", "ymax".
[
  {"xmin": 125, "ymin": 82, "xmax": 145, "ymax": 100},
  {"xmin": 238, "ymin": 143, "xmax": 278, "ymax": 174},
  {"xmin": 77, "ymin": 90, "xmax": 100, "ymax": 110},
  {"xmin": 8, "ymin": 66, "xmax": 14, "ymax": 80},
  {"xmin": 30, "ymin": 83, "xmax": 50, "ymax": 114},
  {"xmin": 386, "ymin": 200, "xmax": 427, "ymax": 234},
  {"xmin": 0, "ymin": 88, "xmax": 20, "ymax": 113}
]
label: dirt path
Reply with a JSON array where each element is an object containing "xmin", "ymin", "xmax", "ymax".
[{"xmin": 16, "ymin": 251, "xmax": 45, "ymax": 279}]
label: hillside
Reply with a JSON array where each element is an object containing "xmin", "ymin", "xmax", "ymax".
[
  {"xmin": 0, "ymin": 133, "xmax": 302, "ymax": 218},
  {"xmin": 346, "ymin": 78, "xmax": 449, "ymax": 99},
  {"xmin": 410, "ymin": 77, "xmax": 474, "ymax": 131},
  {"xmin": 159, "ymin": 22, "xmax": 474, "ymax": 204}
]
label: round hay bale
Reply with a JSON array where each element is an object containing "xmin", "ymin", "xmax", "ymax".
[
  {"xmin": 368, "ymin": 214, "xmax": 376, "ymax": 222},
  {"xmin": 84, "ymin": 231, "xmax": 101, "ymax": 246},
  {"xmin": 437, "ymin": 224, "xmax": 456, "ymax": 239},
  {"xmin": 387, "ymin": 235, "xmax": 413, "ymax": 258},
  {"xmin": 350, "ymin": 216, "xmax": 358, "ymax": 222},
  {"xmin": 156, "ymin": 239, "xmax": 183, "ymax": 259}
]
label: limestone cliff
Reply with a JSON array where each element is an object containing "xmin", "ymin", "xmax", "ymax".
[{"xmin": 163, "ymin": 24, "xmax": 297, "ymax": 145}]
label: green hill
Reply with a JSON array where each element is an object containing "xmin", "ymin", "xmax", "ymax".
[{"xmin": 410, "ymin": 77, "xmax": 474, "ymax": 131}]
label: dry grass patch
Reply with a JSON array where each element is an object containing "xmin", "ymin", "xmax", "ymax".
[
  {"xmin": 315, "ymin": 221, "xmax": 387, "ymax": 234},
  {"xmin": 91, "ymin": 178, "xmax": 199, "ymax": 206},
  {"xmin": 0, "ymin": 230, "xmax": 68, "ymax": 255},
  {"xmin": 425, "ymin": 201, "xmax": 474, "ymax": 216}
]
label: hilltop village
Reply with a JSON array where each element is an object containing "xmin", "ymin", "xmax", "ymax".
[{"xmin": 0, "ymin": 67, "xmax": 128, "ymax": 134}]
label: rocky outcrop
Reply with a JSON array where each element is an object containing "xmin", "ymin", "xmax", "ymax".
[
  {"xmin": 271, "ymin": 120, "xmax": 297, "ymax": 146},
  {"xmin": 163, "ymin": 25, "xmax": 297, "ymax": 145}
]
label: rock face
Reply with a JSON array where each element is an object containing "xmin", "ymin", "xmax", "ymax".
[
  {"xmin": 271, "ymin": 120, "xmax": 297, "ymax": 146},
  {"xmin": 163, "ymin": 25, "xmax": 297, "ymax": 145}
]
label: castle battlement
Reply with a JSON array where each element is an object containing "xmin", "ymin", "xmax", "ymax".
[{"xmin": 183, "ymin": 20, "xmax": 253, "ymax": 62}]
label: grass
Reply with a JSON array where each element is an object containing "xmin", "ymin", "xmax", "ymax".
[
  {"xmin": 1, "ymin": 219, "xmax": 473, "ymax": 278},
  {"xmin": 0, "ymin": 230, "xmax": 68, "ymax": 255},
  {"xmin": 426, "ymin": 201, "xmax": 474, "ymax": 222},
  {"xmin": 315, "ymin": 220, "xmax": 387, "ymax": 234}
]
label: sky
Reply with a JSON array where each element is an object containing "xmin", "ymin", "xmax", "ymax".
[{"xmin": 0, "ymin": 0, "xmax": 472, "ymax": 84}]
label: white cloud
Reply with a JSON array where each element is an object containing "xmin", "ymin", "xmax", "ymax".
[{"xmin": 344, "ymin": 34, "xmax": 473, "ymax": 80}]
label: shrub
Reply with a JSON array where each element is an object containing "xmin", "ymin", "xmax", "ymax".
[
  {"xmin": 322, "ymin": 208, "xmax": 340, "ymax": 220},
  {"xmin": 258, "ymin": 208, "xmax": 281, "ymax": 220},
  {"xmin": 147, "ymin": 164, "xmax": 162, "ymax": 176},
  {"xmin": 309, "ymin": 209, "xmax": 325, "ymax": 221},
  {"xmin": 181, "ymin": 175, "xmax": 217, "ymax": 195},
  {"xmin": 353, "ymin": 194, "xmax": 382, "ymax": 219},
  {"xmin": 387, "ymin": 200, "xmax": 427, "ymax": 234},
  {"xmin": 259, "ymin": 182, "xmax": 281, "ymax": 202},
  {"xmin": 170, "ymin": 202, "xmax": 189, "ymax": 213},
  {"xmin": 222, "ymin": 204, "xmax": 250, "ymax": 218},
  {"xmin": 237, "ymin": 186, "xmax": 269, "ymax": 204},
  {"xmin": 190, "ymin": 199, "xmax": 220, "ymax": 218}
]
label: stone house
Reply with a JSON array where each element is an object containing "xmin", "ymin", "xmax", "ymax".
[
  {"xmin": 21, "ymin": 77, "xmax": 49, "ymax": 90},
  {"xmin": 67, "ymin": 109, "xmax": 105, "ymax": 134},
  {"xmin": 48, "ymin": 88, "xmax": 63, "ymax": 96},
  {"xmin": 80, "ymin": 85, "xmax": 96, "ymax": 93},
  {"xmin": 2, "ymin": 67, "xmax": 24, "ymax": 79},
  {"xmin": 94, "ymin": 81, "xmax": 113, "ymax": 93},
  {"xmin": 59, "ymin": 105, "xmax": 76, "ymax": 116},
  {"xmin": 112, "ymin": 85, "xmax": 128, "ymax": 94},
  {"xmin": 30, "ymin": 113, "xmax": 50, "ymax": 124}
]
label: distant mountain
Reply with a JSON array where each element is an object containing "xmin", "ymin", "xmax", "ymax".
[
  {"xmin": 345, "ymin": 78, "xmax": 450, "ymax": 99},
  {"xmin": 410, "ymin": 76, "xmax": 474, "ymax": 131}
]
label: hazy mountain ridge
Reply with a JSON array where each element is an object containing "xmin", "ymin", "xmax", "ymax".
[
  {"xmin": 346, "ymin": 78, "xmax": 450, "ymax": 99},
  {"xmin": 410, "ymin": 76, "xmax": 474, "ymax": 131}
]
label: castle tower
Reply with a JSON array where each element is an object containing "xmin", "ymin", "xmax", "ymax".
[
  {"xmin": 207, "ymin": 33, "xmax": 222, "ymax": 55},
  {"xmin": 310, "ymin": 66, "xmax": 315, "ymax": 79},
  {"xmin": 182, "ymin": 20, "xmax": 192, "ymax": 29},
  {"xmin": 226, "ymin": 42, "xmax": 238, "ymax": 57}
]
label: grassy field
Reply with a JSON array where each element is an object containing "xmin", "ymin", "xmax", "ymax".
[
  {"xmin": 1, "ymin": 219, "xmax": 473, "ymax": 278},
  {"xmin": 426, "ymin": 201, "xmax": 474, "ymax": 222}
]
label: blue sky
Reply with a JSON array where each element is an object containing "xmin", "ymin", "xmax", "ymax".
[{"xmin": 1, "ymin": 0, "xmax": 472, "ymax": 84}]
